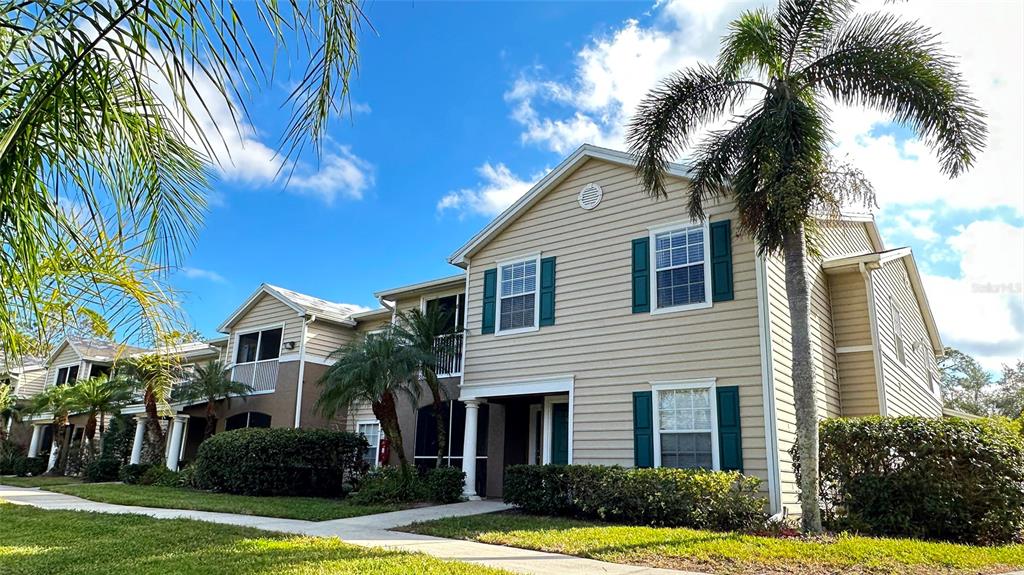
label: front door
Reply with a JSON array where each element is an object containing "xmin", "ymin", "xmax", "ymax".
[{"xmin": 550, "ymin": 402, "xmax": 569, "ymax": 465}]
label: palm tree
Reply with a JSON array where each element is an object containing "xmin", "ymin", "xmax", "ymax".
[
  {"xmin": 117, "ymin": 354, "xmax": 183, "ymax": 461},
  {"xmin": 172, "ymin": 361, "xmax": 253, "ymax": 439},
  {"xmin": 316, "ymin": 330, "xmax": 429, "ymax": 473},
  {"xmin": 67, "ymin": 376, "xmax": 133, "ymax": 452},
  {"xmin": 27, "ymin": 385, "xmax": 76, "ymax": 473},
  {"xmin": 0, "ymin": 384, "xmax": 21, "ymax": 442},
  {"xmin": 394, "ymin": 305, "xmax": 459, "ymax": 467},
  {"xmin": 627, "ymin": 0, "xmax": 985, "ymax": 532},
  {"xmin": 0, "ymin": 1, "xmax": 366, "ymax": 363}
]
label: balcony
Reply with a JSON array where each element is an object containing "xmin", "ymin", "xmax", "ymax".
[
  {"xmin": 231, "ymin": 359, "xmax": 279, "ymax": 393},
  {"xmin": 434, "ymin": 332, "xmax": 463, "ymax": 377}
]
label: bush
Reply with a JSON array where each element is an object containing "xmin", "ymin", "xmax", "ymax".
[
  {"xmin": 424, "ymin": 466, "xmax": 465, "ymax": 504},
  {"xmin": 504, "ymin": 464, "xmax": 767, "ymax": 531},
  {"xmin": 140, "ymin": 465, "xmax": 179, "ymax": 487},
  {"xmin": 176, "ymin": 464, "xmax": 198, "ymax": 489},
  {"xmin": 192, "ymin": 428, "xmax": 368, "ymax": 497},
  {"xmin": 0, "ymin": 440, "xmax": 25, "ymax": 474},
  {"xmin": 13, "ymin": 456, "xmax": 46, "ymax": 477},
  {"xmin": 84, "ymin": 458, "xmax": 121, "ymax": 482},
  {"xmin": 100, "ymin": 416, "xmax": 135, "ymax": 464},
  {"xmin": 119, "ymin": 463, "xmax": 152, "ymax": 484},
  {"xmin": 808, "ymin": 416, "xmax": 1024, "ymax": 545},
  {"xmin": 351, "ymin": 466, "xmax": 424, "ymax": 505}
]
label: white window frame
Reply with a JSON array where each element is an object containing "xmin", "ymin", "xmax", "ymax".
[
  {"xmin": 232, "ymin": 323, "xmax": 285, "ymax": 366},
  {"xmin": 651, "ymin": 379, "xmax": 719, "ymax": 470},
  {"xmin": 53, "ymin": 363, "xmax": 81, "ymax": 387},
  {"xmin": 494, "ymin": 252, "xmax": 541, "ymax": 336},
  {"xmin": 648, "ymin": 219, "xmax": 713, "ymax": 315},
  {"xmin": 356, "ymin": 420, "xmax": 383, "ymax": 468},
  {"xmin": 889, "ymin": 297, "xmax": 906, "ymax": 365}
]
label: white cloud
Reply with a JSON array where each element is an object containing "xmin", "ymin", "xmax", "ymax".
[
  {"xmin": 288, "ymin": 147, "xmax": 375, "ymax": 203},
  {"xmin": 437, "ymin": 163, "xmax": 543, "ymax": 218},
  {"xmin": 179, "ymin": 267, "xmax": 226, "ymax": 283}
]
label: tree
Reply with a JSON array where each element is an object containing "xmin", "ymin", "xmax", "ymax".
[
  {"xmin": 27, "ymin": 385, "xmax": 75, "ymax": 473},
  {"xmin": 938, "ymin": 347, "xmax": 993, "ymax": 415},
  {"xmin": 393, "ymin": 305, "xmax": 459, "ymax": 467},
  {"xmin": 0, "ymin": 384, "xmax": 21, "ymax": 442},
  {"xmin": 116, "ymin": 354, "xmax": 183, "ymax": 462},
  {"xmin": 67, "ymin": 375, "xmax": 133, "ymax": 452},
  {"xmin": 316, "ymin": 330, "xmax": 429, "ymax": 474},
  {"xmin": 171, "ymin": 360, "xmax": 253, "ymax": 439},
  {"xmin": 991, "ymin": 360, "xmax": 1024, "ymax": 419},
  {"xmin": 627, "ymin": 0, "xmax": 985, "ymax": 532},
  {"xmin": 1, "ymin": 1, "xmax": 366, "ymax": 361}
]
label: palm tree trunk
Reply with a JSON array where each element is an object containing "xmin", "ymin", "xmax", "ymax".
[
  {"xmin": 783, "ymin": 226, "xmax": 823, "ymax": 533},
  {"xmin": 426, "ymin": 374, "xmax": 449, "ymax": 467},
  {"xmin": 56, "ymin": 418, "xmax": 72, "ymax": 473},
  {"xmin": 204, "ymin": 401, "xmax": 217, "ymax": 439},
  {"xmin": 372, "ymin": 391, "xmax": 409, "ymax": 473},
  {"xmin": 143, "ymin": 389, "xmax": 165, "ymax": 462}
]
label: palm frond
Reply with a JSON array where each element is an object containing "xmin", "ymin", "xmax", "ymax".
[
  {"xmin": 316, "ymin": 330, "xmax": 423, "ymax": 419},
  {"xmin": 776, "ymin": 0, "xmax": 854, "ymax": 72},
  {"xmin": 718, "ymin": 8, "xmax": 784, "ymax": 79}
]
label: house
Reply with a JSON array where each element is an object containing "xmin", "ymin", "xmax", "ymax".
[{"xmin": 408, "ymin": 144, "xmax": 942, "ymax": 514}]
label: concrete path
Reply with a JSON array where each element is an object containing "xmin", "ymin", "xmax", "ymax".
[{"xmin": 1, "ymin": 484, "xmax": 698, "ymax": 575}]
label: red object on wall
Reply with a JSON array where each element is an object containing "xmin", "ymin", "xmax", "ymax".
[{"xmin": 379, "ymin": 437, "xmax": 391, "ymax": 466}]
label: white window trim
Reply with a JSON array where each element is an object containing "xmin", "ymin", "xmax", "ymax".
[
  {"xmin": 51, "ymin": 362, "xmax": 81, "ymax": 388},
  {"xmin": 889, "ymin": 296, "xmax": 906, "ymax": 365},
  {"xmin": 651, "ymin": 378, "xmax": 719, "ymax": 470},
  {"xmin": 231, "ymin": 322, "xmax": 286, "ymax": 367},
  {"xmin": 541, "ymin": 395, "xmax": 571, "ymax": 465},
  {"xmin": 356, "ymin": 419, "xmax": 383, "ymax": 468},
  {"xmin": 494, "ymin": 252, "xmax": 542, "ymax": 336},
  {"xmin": 648, "ymin": 219, "xmax": 713, "ymax": 315}
]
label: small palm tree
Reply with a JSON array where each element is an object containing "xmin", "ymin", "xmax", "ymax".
[
  {"xmin": 27, "ymin": 385, "xmax": 75, "ymax": 473},
  {"xmin": 116, "ymin": 354, "xmax": 184, "ymax": 460},
  {"xmin": 0, "ymin": 384, "xmax": 21, "ymax": 442},
  {"xmin": 394, "ymin": 305, "xmax": 459, "ymax": 467},
  {"xmin": 67, "ymin": 376, "xmax": 133, "ymax": 450},
  {"xmin": 172, "ymin": 361, "xmax": 253, "ymax": 439},
  {"xmin": 627, "ymin": 0, "xmax": 985, "ymax": 532},
  {"xmin": 316, "ymin": 329, "xmax": 429, "ymax": 473}
]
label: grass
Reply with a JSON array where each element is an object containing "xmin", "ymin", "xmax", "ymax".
[
  {"xmin": 46, "ymin": 483, "xmax": 408, "ymax": 522},
  {"xmin": 0, "ymin": 502, "xmax": 505, "ymax": 575},
  {"xmin": 401, "ymin": 512, "xmax": 1024, "ymax": 575},
  {"xmin": 0, "ymin": 476, "xmax": 83, "ymax": 488}
]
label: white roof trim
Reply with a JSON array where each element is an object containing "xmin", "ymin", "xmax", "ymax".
[
  {"xmin": 821, "ymin": 248, "xmax": 912, "ymax": 271},
  {"xmin": 892, "ymin": 251, "xmax": 943, "ymax": 353},
  {"xmin": 448, "ymin": 144, "xmax": 693, "ymax": 266},
  {"xmin": 374, "ymin": 274, "xmax": 466, "ymax": 300},
  {"xmin": 350, "ymin": 307, "xmax": 392, "ymax": 321},
  {"xmin": 217, "ymin": 284, "xmax": 307, "ymax": 333}
]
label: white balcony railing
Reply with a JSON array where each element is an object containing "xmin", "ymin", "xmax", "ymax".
[
  {"xmin": 231, "ymin": 359, "xmax": 279, "ymax": 393},
  {"xmin": 433, "ymin": 333, "xmax": 463, "ymax": 377}
]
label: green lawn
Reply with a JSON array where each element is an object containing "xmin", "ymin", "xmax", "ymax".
[
  {"xmin": 0, "ymin": 502, "xmax": 504, "ymax": 575},
  {"xmin": 402, "ymin": 512, "xmax": 1024, "ymax": 575},
  {"xmin": 0, "ymin": 476, "xmax": 83, "ymax": 488},
  {"xmin": 46, "ymin": 483, "xmax": 407, "ymax": 522}
]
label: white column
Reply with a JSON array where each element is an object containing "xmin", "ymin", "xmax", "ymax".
[
  {"xmin": 165, "ymin": 415, "xmax": 187, "ymax": 471},
  {"xmin": 461, "ymin": 400, "xmax": 481, "ymax": 499},
  {"xmin": 130, "ymin": 417, "xmax": 147, "ymax": 465},
  {"xmin": 27, "ymin": 425, "xmax": 43, "ymax": 458}
]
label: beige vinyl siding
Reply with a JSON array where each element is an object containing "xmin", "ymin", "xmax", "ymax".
[
  {"xmin": 828, "ymin": 271, "xmax": 880, "ymax": 416},
  {"xmin": 225, "ymin": 294, "xmax": 301, "ymax": 364},
  {"xmin": 305, "ymin": 320, "xmax": 356, "ymax": 360},
  {"xmin": 871, "ymin": 259, "xmax": 943, "ymax": 417},
  {"xmin": 462, "ymin": 158, "xmax": 767, "ymax": 480},
  {"xmin": 15, "ymin": 368, "xmax": 47, "ymax": 397},
  {"xmin": 355, "ymin": 315, "xmax": 392, "ymax": 334},
  {"xmin": 838, "ymin": 350, "xmax": 879, "ymax": 415},
  {"xmin": 767, "ymin": 221, "xmax": 872, "ymax": 512},
  {"xmin": 48, "ymin": 344, "xmax": 83, "ymax": 387}
]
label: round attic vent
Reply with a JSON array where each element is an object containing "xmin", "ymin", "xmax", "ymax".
[{"xmin": 578, "ymin": 183, "xmax": 603, "ymax": 210}]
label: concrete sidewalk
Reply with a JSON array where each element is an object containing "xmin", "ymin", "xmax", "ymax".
[{"xmin": 1, "ymin": 484, "xmax": 698, "ymax": 575}]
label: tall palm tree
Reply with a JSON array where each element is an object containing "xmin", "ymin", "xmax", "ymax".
[
  {"xmin": 27, "ymin": 385, "xmax": 75, "ymax": 473},
  {"xmin": 627, "ymin": 0, "xmax": 985, "ymax": 532},
  {"xmin": 172, "ymin": 360, "xmax": 253, "ymax": 439},
  {"xmin": 0, "ymin": 1, "xmax": 367, "ymax": 362},
  {"xmin": 116, "ymin": 354, "xmax": 183, "ymax": 460},
  {"xmin": 316, "ymin": 330, "xmax": 429, "ymax": 473},
  {"xmin": 67, "ymin": 375, "xmax": 133, "ymax": 451},
  {"xmin": 394, "ymin": 305, "xmax": 459, "ymax": 467}
]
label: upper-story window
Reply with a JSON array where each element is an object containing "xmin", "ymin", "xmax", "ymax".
[
  {"xmin": 651, "ymin": 221, "xmax": 711, "ymax": 313},
  {"xmin": 498, "ymin": 256, "xmax": 539, "ymax": 334},
  {"xmin": 235, "ymin": 327, "xmax": 282, "ymax": 363},
  {"xmin": 55, "ymin": 365, "xmax": 80, "ymax": 386},
  {"xmin": 889, "ymin": 297, "xmax": 906, "ymax": 364}
]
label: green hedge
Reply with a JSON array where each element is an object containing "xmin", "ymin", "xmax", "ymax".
[
  {"xmin": 119, "ymin": 463, "xmax": 151, "ymax": 484},
  {"xmin": 503, "ymin": 465, "xmax": 767, "ymax": 531},
  {"xmin": 424, "ymin": 466, "xmax": 465, "ymax": 504},
  {"xmin": 84, "ymin": 458, "xmax": 121, "ymax": 482},
  {"xmin": 13, "ymin": 456, "xmax": 46, "ymax": 477},
  {"xmin": 192, "ymin": 428, "xmax": 368, "ymax": 497},
  {"xmin": 811, "ymin": 417, "xmax": 1024, "ymax": 545}
]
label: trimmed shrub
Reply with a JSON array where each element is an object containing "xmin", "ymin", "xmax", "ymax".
[
  {"xmin": 504, "ymin": 464, "xmax": 767, "ymax": 531},
  {"xmin": 84, "ymin": 458, "xmax": 121, "ymax": 482},
  {"xmin": 100, "ymin": 416, "xmax": 135, "ymax": 464},
  {"xmin": 424, "ymin": 466, "xmax": 465, "ymax": 504},
  {"xmin": 0, "ymin": 440, "xmax": 25, "ymax": 474},
  {"xmin": 192, "ymin": 428, "xmax": 368, "ymax": 497},
  {"xmin": 139, "ymin": 465, "xmax": 179, "ymax": 487},
  {"xmin": 13, "ymin": 456, "xmax": 46, "ymax": 477},
  {"xmin": 351, "ymin": 467, "xmax": 424, "ymax": 505},
  {"xmin": 807, "ymin": 416, "xmax": 1024, "ymax": 545},
  {"xmin": 119, "ymin": 463, "xmax": 152, "ymax": 484},
  {"xmin": 176, "ymin": 464, "xmax": 198, "ymax": 489}
]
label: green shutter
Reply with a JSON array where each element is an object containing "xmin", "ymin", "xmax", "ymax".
[
  {"xmin": 632, "ymin": 391, "xmax": 654, "ymax": 468},
  {"xmin": 710, "ymin": 220, "xmax": 734, "ymax": 302},
  {"xmin": 631, "ymin": 238, "xmax": 650, "ymax": 313},
  {"xmin": 481, "ymin": 268, "xmax": 497, "ymax": 334},
  {"xmin": 716, "ymin": 386, "xmax": 743, "ymax": 472},
  {"xmin": 539, "ymin": 256, "xmax": 556, "ymax": 326}
]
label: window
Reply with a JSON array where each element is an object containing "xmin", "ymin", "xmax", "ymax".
[
  {"xmin": 427, "ymin": 294, "xmax": 465, "ymax": 332},
  {"xmin": 653, "ymin": 382, "xmax": 717, "ymax": 470},
  {"xmin": 357, "ymin": 421, "xmax": 382, "ymax": 467},
  {"xmin": 498, "ymin": 256, "xmax": 539, "ymax": 333},
  {"xmin": 235, "ymin": 327, "xmax": 282, "ymax": 364},
  {"xmin": 224, "ymin": 411, "xmax": 272, "ymax": 431},
  {"xmin": 89, "ymin": 364, "xmax": 111, "ymax": 379},
  {"xmin": 889, "ymin": 297, "xmax": 906, "ymax": 364},
  {"xmin": 55, "ymin": 365, "xmax": 80, "ymax": 386},
  {"xmin": 651, "ymin": 221, "xmax": 710, "ymax": 312}
]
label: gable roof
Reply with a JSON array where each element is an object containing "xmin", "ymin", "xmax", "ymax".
[
  {"xmin": 374, "ymin": 274, "xmax": 465, "ymax": 301},
  {"xmin": 448, "ymin": 144, "xmax": 693, "ymax": 266},
  {"xmin": 217, "ymin": 283, "xmax": 362, "ymax": 332},
  {"xmin": 46, "ymin": 337, "xmax": 149, "ymax": 366}
]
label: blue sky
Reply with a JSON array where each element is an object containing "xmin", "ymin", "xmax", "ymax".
[{"xmin": 170, "ymin": 1, "xmax": 1024, "ymax": 369}]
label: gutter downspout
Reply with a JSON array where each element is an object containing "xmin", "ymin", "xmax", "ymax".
[
  {"xmin": 860, "ymin": 262, "xmax": 888, "ymax": 416},
  {"xmin": 293, "ymin": 314, "xmax": 315, "ymax": 428}
]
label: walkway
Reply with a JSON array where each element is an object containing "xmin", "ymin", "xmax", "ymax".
[{"xmin": 1, "ymin": 484, "xmax": 698, "ymax": 575}]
